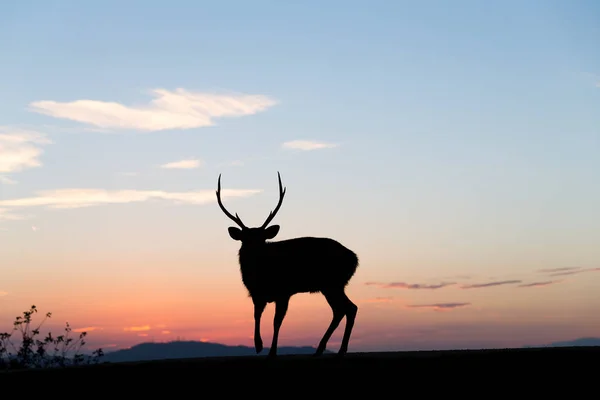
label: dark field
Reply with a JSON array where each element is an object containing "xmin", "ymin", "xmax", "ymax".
[{"xmin": 2, "ymin": 347, "xmax": 597, "ymax": 392}]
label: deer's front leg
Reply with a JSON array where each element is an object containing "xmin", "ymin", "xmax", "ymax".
[
  {"xmin": 268, "ymin": 296, "xmax": 290, "ymax": 358},
  {"xmin": 253, "ymin": 298, "xmax": 266, "ymax": 354}
]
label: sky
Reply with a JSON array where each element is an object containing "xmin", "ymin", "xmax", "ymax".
[{"xmin": 0, "ymin": 0, "xmax": 599, "ymax": 353}]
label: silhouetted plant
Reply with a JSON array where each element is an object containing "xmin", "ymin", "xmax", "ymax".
[{"xmin": 0, "ymin": 305, "xmax": 104, "ymax": 370}]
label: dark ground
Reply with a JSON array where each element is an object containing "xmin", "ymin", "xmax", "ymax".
[{"xmin": 2, "ymin": 347, "xmax": 597, "ymax": 393}]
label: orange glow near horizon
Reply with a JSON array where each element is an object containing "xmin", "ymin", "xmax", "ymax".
[
  {"xmin": 2, "ymin": 265, "xmax": 599, "ymax": 353},
  {"xmin": 1, "ymin": 224, "xmax": 599, "ymax": 353}
]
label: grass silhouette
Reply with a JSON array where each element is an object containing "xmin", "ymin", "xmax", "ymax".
[{"xmin": 0, "ymin": 305, "xmax": 104, "ymax": 371}]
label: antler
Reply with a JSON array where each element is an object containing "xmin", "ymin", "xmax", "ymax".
[
  {"xmin": 261, "ymin": 171, "xmax": 287, "ymax": 228},
  {"xmin": 216, "ymin": 174, "xmax": 247, "ymax": 229}
]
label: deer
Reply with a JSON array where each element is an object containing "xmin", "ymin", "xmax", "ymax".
[{"xmin": 216, "ymin": 172, "xmax": 359, "ymax": 358}]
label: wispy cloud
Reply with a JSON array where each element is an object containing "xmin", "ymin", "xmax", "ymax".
[
  {"xmin": 518, "ymin": 281, "xmax": 561, "ymax": 288},
  {"xmin": 365, "ymin": 281, "xmax": 456, "ymax": 290},
  {"xmin": 0, "ymin": 188, "xmax": 261, "ymax": 210},
  {"xmin": 460, "ymin": 280, "xmax": 521, "ymax": 289},
  {"xmin": 0, "ymin": 176, "xmax": 17, "ymax": 185},
  {"xmin": 0, "ymin": 128, "xmax": 51, "ymax": 176},
  {"xmin": 124, "ymin": 325, "xmax": 151, "ymax": 332},
  {"xmin": 0, "ymin": 208, "xmax": 29, "ymax": 221},
  {"xmin": 29, "ymin": 88, "xmax": 277, "ymax": 132},
  {"xmin": 406, "ymin": 302, "xmax": 470, "ymax": 311},
  {"xmin": 537, "ymin": 266, "xmax": 600, "ymax": 277},
  {"xmin": 0, "ymin": 291, "xmax": 7, "ymax": 296},
  {"xmin": 282, "ymin": 140, "xmax": 338, "ymax": 151},
  {"xmin": 365, "ymin": 297, "xmax": 394, "ymax": 303},
  {"xmin": 548, "ymin": 268, "xmax": 600, "ymax": 277},
  {"xmin": 160, "ymin": 159, "xmax": 202, "ymax": 169},
  {"xmin": 73, "ymin": 326, "xmax": 102, "ymax": 333},
  {"xmin": 161, "ymin": 330, "xmax": 171, "ymax": 334},
  {"xmin": 538, "ymin": 267, "xmax": 580, "ymax": 274}
]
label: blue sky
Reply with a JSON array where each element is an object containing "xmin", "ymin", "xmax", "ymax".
[{"xmin": 0, "ymin": 1, "xmax": 599, "ymax": 351}]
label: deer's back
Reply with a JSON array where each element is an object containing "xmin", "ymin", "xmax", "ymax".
[{"xmin": 239, "ymin": 237, "xmax": 359, "ymax": 300}]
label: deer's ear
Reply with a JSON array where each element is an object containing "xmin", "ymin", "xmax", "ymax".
[
  {"xmin": 264, "ymin": 225, "xmax": 280, "ymax": 239},
  {"xmin": 228, "ymin": 227, "xmax": 243, "ymax": 241}
]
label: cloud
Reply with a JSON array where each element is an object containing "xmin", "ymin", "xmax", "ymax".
[
  {"xmin": 460, "ymin": 280, "xmax": 521, "ymax": 289},
  {"xmin": 0, "ymin": 208, "xmax": 29, "ymax": 221},
  {"xmin": 536, "ymin": 266, "xmax": 600, "ymax": 277},
  {"xmin": 161, "ymin": 330, "xmax": 171, "ymax": 334},
  {"xmin": 548, "ymin": 268, "xmax": 600, "ymax": 277},
  {"xmin": 0, "ymin": 187, "xmax": 261, "ymax": 210},
  {"xmin": 518, "ymin": 281, "xmax": 561, "ymax": 288},
  {"xmin": 407, "ymin": 302, "xmax": 471, "ymax": 311},
  {"xmin": 0, "ymin": 128, "xmax": 51, "ymax": 175},
  {"xmin": 124, "ymin": 325, "xmax": 151, "ymax": 332},
  {"xmin": 0, "ymin": 176, "xmax": 17, "ymax": 184},
  {"xmin": 365, "ymin": 297, "xmax": 394, "ymax": 303},
  {"xmin": 29, "ymin": 88, "xmax": 277, "ymax": 132},
  {"xmin": 282, "ymin": 140, "xmax": 338, "ymax": 151},
  {"xmin": 73, "ymin": 326, "xmax": 102, "ymax": 333},
  {"xmin": 365, "ymin": 281, "xmax": 456, "ymax": 290},
  {"xmin": 538, "ymin": 267, "xmax": 580, "ymax": 274},
  {"xmin": 0, "ymin": 291, "xmax": 7, "ymax": 296},
  {"xmin": 160, "ymin": 159, "xmax": 202, "ymax": 169}
]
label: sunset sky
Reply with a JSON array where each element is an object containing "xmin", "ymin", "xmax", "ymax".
[{"xmin": 1, "ymin": 1, "xmax": 599, "ymax": 353}]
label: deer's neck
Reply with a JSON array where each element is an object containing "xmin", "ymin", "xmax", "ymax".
[
  {"xmin": 238, "ymin": 242, "xmax": 269, "ymax": 264},
  {"xmin": 237, "ymin": 243, "xmax": 272, "ymax": 296}
]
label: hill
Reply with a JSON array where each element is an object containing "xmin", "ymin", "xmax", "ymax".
[
  {"xmin": 529, "ymin": 337, "xmax": 600, "ymax": 347},
  {"xmin": 3, "ymin": 347, "xmax": 597, "ymax": 392},
  {"xmin": 99, "ymin": 336, "xmax": 600, "ymax": 363},
  {"xmin": 101, "ymin": 340, "xmax": 329, "ymax": 363}
]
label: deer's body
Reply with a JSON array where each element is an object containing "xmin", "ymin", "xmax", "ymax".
[
  {"xmin": 217, "ymin": 172, "xmax": 359, "ymax": 358},
  {"xmin": 238, "ymin": 237, "xmax": 359, "ymax": 302}
]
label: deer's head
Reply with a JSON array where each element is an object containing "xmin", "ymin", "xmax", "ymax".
[{"xmin": 216, "ymin": 172, "xmax": 286, "ymax": 245}]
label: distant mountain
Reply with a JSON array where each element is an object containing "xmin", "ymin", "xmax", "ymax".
[
  {"xmin": 102, "ymin": 341, "xmax": 330, "ymax": 363},
  {"xmin": 524, "ymin": 337, "xmax": 600, "ymax": 348}
]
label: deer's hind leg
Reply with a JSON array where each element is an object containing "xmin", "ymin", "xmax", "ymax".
[
  {"xmin": 338, "ymin": 291, "xmax": 358, "ymax": 356},
  {"xmin": 314, "ymin": 288, "xmax": 348, "ymax": 356}
]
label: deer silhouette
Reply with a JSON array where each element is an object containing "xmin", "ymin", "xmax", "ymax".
[{"xmin": 216, "ymin": 172, "xmax": 359, "ymax": 358}]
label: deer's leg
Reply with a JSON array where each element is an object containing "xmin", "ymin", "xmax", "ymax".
[
  {"xmin": 338, "ymin": 292, "xmax": 358, "ymax": 356},
  {"xmin": 267, "ymin": 296, "xmax": 290, "ymax": 358},
  {"xmin": 314, "ymin": 289, "xmax": 346, "ymax": 356},
  {"xmin": 253, "ymin": 298, "xmax": 266, "ymax": 354}
]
